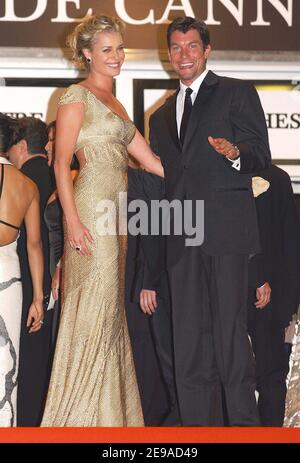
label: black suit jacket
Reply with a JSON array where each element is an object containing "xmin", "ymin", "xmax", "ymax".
[
  {"xmin": 149, "ymin": 71, "xmax": 271, "ymax": 267},
  {"xmin": 248, "ymin": 165, "xmax": 300, "ymax": 325}
]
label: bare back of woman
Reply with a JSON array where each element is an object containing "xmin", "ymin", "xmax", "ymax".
[{"xmin": 0, "ymin": 159, "xmax": 36, "ymax": 245}]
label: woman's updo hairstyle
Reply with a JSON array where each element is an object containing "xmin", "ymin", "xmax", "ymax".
[{"xmin": 67, "ymin": 14, "xmax": 125, "ymax": 69}]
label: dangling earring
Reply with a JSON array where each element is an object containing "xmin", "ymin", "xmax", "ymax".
[{"xmin": 87, "ymin": 57, "xmax": 91, "ymax": 63}]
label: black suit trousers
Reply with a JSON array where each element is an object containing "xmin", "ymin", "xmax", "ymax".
[
  {"xmin": 248, "ymin": 313, "xmax": 289, "ymax": 427},
  {"xmin": 149, "ymin": 277, "xmax": 181, "ymax": 425},
  {"xmin": 168, "ymin": 247, "xmax": 260, "ymax": 426}
]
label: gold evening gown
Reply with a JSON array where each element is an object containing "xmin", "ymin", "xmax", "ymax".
[
  {"xmin": 284, "ymin": 318, "xmax": 300, "ymax": 427},
  {"xmin": 41, "ymin": 84, "xmax": 144, "ymax": 426}
]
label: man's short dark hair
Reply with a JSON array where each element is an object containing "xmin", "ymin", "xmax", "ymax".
[
  {"xmin": 0, "ymin": 113, "xmax": 15, "ymax": 153},
  {"xmin": 12, "ymin": 117, "xmax": 48, "ymax": 155},
  {"xmin": 167, "ymin": 16, "xmax": 210, "ymax": 50}
]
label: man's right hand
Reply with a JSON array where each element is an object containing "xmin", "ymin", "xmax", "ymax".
[{"xmin": 139, "ymin": 289, "xmax": 157, "ymax": 315}]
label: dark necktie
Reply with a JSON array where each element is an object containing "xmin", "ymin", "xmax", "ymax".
[{"xmin": 180, "ymin": 87, "xmax": 193, "ymax": 145}]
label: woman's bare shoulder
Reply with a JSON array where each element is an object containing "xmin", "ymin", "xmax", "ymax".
[{"xmin": 11, "ymin": 168, "xmax": 39, "ymax": 199}]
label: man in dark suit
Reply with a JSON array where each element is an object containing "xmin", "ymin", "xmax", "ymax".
[
  {"xmin": 8, "ymin": 117, "xmax": 54, "ymax": 426},
  {"xmin": 129, "ymin": 168, "xmax": 180, "ymax": 426},
  {"xmin": 142, "ymin": 17, "xmax": 271, "ymax": 426},
  {"xmin": 125, "ymin": 166, "xmax": 170, "ymax": 426},
  {"xmin": 248, "ymin": 165, "xmax": 300, "ymax": 426}
]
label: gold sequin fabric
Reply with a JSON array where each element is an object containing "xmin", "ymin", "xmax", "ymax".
[
  {"xmin": 284, "ymin": 321, "xmax": 300, "ymax": 427},
  {"xmin": 41, "ymin": 84, "xmax": 144, "ymax": 426}
]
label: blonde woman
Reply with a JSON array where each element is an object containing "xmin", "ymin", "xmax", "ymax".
[{"xmin": 41, "ymin": 15, "xmax": 163, "ymax": 427}]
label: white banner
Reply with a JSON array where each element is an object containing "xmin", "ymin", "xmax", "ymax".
[
  {"xmin": 0, "ymin": 86, "xmax": 66, "ymax": 124},
  {"xmin": 0, "ymin": 83, "xmax": 299, "ymax": 160},
  {"xmin": 143, "ymin": 85, "xmax": 300, "ymax": 160},
  {"xmin": 258, "ymin": 86, "xmax": 300, "ymax": 160}
]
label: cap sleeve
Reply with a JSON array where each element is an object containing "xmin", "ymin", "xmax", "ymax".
[
  {"xmin": 125, "ymin": 121, "xmax": 136, "ymax": 146},
  {"xmin": 58, "ymin": 84, "xmax": 86, "ymax": 107}
]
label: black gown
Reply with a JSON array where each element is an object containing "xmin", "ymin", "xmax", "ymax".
[
  {"xmin": 44, "ymin": 198, "xmax": 63, "ymax": 349},
  {"xmin": 17, "ymin": 156, "xmax": 54, "ymax": 427}
]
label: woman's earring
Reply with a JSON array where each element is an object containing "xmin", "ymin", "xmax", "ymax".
[{"xmin": 87, "ymin": 57, "xmax": 91, "ymax": 63}]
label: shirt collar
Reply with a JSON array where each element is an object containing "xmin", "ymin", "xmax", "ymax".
[{"xmin": 179, "ymin": 69, "xmax": 209, "ymax": 99}]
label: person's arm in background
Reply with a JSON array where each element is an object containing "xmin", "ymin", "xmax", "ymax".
[
  {"xmin": 24, "ymin": 184, "xmax": 44, "ymax": 332},
  {"xmin": 130, "ymin": 115, "xmax": 167, "ymax": 315},
  {"xmin": 248, "ymin": 179, "xmax": 272, "ymax": 311},
  {"xmin": 248, "ymin": 252, "xmax": 271, "ymax": 310},
  {"xmin": 138, "ymin": 170, "xmax": 166, "ymax": 311},
  {"xmin": 51, "ymin": 264, "xmax": 61, "ymax": 302},
  {"xmin": 49, "ymin": 169, "xmax": 78, "ymax": 301}
]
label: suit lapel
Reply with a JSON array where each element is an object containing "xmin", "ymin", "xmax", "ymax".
[
  {"xmin": 183, "ymin": 71, "xmax": 219, "ymax": 154},
  {"xmin": 164, "ymin": 89, "xmax": 181, "ymax": 152}
]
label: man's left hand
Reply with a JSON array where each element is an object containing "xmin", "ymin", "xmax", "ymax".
[
  {"xmin": 139, "ymin": 289, "xmax": 157, "ymax": 315},
  {"xmin": 208, "ymin": 136, "xmax": 239, "ymax": 160},
  {"xmin": 255, "ymin": 282, "xmax": 271, "ymax": 309}
]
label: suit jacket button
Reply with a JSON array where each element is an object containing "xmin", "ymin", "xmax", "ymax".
[{"xmin": 184, "ymin": 164, "xmax": 188, "ymax": 169}]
